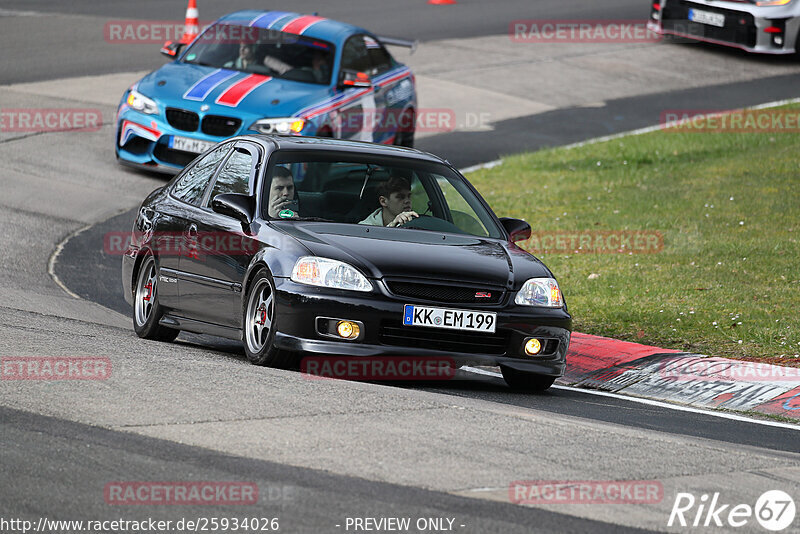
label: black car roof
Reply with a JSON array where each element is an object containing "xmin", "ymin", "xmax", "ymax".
[{"xmin": 237, "ymin": 135, "xmax": 450, "ymax": 166}]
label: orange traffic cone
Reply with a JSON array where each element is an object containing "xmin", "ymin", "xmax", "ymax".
[{"xmin": 179, "ymin": 0, "xmax": 199, "ymax": 44}]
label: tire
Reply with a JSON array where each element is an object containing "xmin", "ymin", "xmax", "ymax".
[
  {"xmin": 395, "ymin": 109, "xmax": 415, "ymax": 148},
  {"xmin": 242, "ymin": 268, "xmax": 292, "ymax": 367},
  {"xmin": 793, "ymin": 31, "xmax": 800, "ymax": 62},
  {"xmin": 501, "ymin": 367, "xmax": 556, "ymax": 392},
  {"xmin": 132, "ymin": 254, "xmax": 179, "ymax": 342}
]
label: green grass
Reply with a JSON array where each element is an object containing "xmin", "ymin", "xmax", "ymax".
[{"xmin": 468, "ymin": 106, "xmax": 800, "ymax": 364}]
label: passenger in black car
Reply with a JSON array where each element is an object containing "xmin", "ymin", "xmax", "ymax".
[{"xmin": 358, "ymin": 176, "xmax": 419, "ymax": 227}]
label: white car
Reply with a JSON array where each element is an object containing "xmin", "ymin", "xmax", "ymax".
[{"xmin": 649, "ymin": 0, "xmax": 800, "ymax": 54}]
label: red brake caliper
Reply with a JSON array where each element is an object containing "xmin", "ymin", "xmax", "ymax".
[
  {"xmin": 143, "ymin": 281, "xmax": 153, "ymax": 302},
  {"xmin": 256, "ymin": 305, "xmax": 266, "ymax": 326}
]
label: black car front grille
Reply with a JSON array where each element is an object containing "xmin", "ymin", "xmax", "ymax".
[
  {"xmin": 166, "ymin": 108, "xmax": 200, "ymax": 132},
  {"xmin": 661, "ymin": 0, "xmax": 756, "ymax": 47},
  {"xmin": 379, "ymin": 320, "xmax": 510, "ymax": 355},
  {"xmin": 202, "ymin": 115, "xmax": 242, "ymax": 137},
  {"xmin": 385, "ymin": 280, "xmax": 504, "ymax": 304}
]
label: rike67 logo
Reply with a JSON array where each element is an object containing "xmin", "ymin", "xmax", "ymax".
[{"xmin": 668, "ymin": 490, "xmax": 796, "ymax": 531}]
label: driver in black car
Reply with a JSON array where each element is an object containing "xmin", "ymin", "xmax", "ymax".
[
  {"xmin": 358, "ymin": 176, "xmax": 419, "ymax": 227},
  {"xmin": 267, "ymin": 166, "xmax": 299, "ymax": 218}
]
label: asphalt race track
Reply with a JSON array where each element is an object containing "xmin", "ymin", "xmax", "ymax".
[{"xmin": 1, "ymin": 1, "xmax": 799, "ymax": 533}]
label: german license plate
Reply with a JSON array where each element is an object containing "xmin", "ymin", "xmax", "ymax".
[
  {"xmin": 688, "ymin": 9, "xmax": 724, "ymax": 28},
  {"xmin": 169, "ymin": 136, "xmax": 215, "ymax": 154},
  {"xmin": 402, "ymin": 304, "xmax": 496, "ymax": 333}
]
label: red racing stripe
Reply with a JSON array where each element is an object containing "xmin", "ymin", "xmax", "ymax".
[
  {"xmin": 378, "ymin": 72, "xmax": 410, "ymax": 88},
  {"xmin": 282, "ymin": 15, "xmax": 326, "ymax": 35},
  {"xmin": 301, "ymin": 88, "xmax": 371, "ymax": 120},
  {"xmin": 215, "ymin": 75, "xmax": 272, "ymax": 107}
]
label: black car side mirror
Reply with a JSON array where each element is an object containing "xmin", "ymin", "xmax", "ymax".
[
  {"xmin": 212, "ymin": 193, "xmax": 254, "ymax": 227},
  {"xmin": 500, "ymin": 217, "xmax": 531, "ymax": 243},
  {"xmin": 160, "ymin": 41, "xmax": 185, "ymax": 59}
]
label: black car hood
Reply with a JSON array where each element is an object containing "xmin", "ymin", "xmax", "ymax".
[{"xmin": 273, "ymin": 222, "xmax": 552, "ymax": 288}]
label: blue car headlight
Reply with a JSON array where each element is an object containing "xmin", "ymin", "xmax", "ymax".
[
  {"xmin": 249, "ymin": 117, "xmax": 306, "ymax": 134},
  {"xmin": 515, "ymin": 278, "xmax": 563, "ymax": 307},
  {"xmin": 126, "ymin": 89, "xmax": 159, "ymax": 115}
]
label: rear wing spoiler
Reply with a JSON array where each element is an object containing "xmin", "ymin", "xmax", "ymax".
[{"xmin": 377, "ymin": 36, "xmax": 418, "ymax": 54}]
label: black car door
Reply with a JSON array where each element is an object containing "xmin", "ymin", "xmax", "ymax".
[
  {"xmin": 160, "ymin": 143, "xmax": 233, "ymax": 310},
  {"xmin": 177, "ymin": 141, "xmax": 260, "ymax": 329}
]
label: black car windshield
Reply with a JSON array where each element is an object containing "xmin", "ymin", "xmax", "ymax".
[
  {"xmin": 263, "ymin": 154, "xmax": 503, "ymax": 239},
  {"xmin": 182, "ymin": 24, "xmax": 335, "ymax": 85}
]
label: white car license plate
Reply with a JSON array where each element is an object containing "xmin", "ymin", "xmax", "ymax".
[
  {"xmin": 170, "ymin": 136, "xmax": 215, "ymax": 154},
  {"xmin": 688, "ymin": 9, "xmax": 725, "ymax": 28},
  {"xmin": 402, "ymin": 304, "xmax": 497, "ymax": 333}
]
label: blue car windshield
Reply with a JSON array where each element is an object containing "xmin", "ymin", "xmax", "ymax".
[{"xmin": 182, "ymin": 24, "xmax": 335, "ymax": 85}]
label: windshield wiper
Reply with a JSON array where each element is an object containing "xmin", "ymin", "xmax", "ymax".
[
  {"xmin": 187, "ymin": 59, "xmax": 217, "ymax": 68},
  {"xmin": 289, "ymin": 216, "xmax": 334, "ymax": 222}
]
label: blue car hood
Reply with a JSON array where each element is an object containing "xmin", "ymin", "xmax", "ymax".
[{"xmin": 136, "ymin": 62, "xmax": 331, "ymax": 119}]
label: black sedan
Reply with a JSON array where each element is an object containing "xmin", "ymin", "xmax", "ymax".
[{"xmin": 122, "ymin": 135, "xmax": 571, "ymax": 391}]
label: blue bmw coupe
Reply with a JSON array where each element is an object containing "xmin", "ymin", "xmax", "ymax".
[{"xmin": 116, "ymin": 10, "xmax": 417, "ymax": 173}]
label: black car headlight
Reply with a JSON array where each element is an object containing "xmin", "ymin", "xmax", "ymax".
[
  {"xmin": 515, "ymin": 278, "xmax": 563, "ymax": 307},
  {"xmin": 291, "ymin": 256, "xmax": 372, "ymax": 292}
]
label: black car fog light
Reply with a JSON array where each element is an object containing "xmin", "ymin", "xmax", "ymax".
[
  {"xmin": 317, "ymin": 318, "xmax": 364, "ymax": 341},
  {"xmin": 524, "ymin": 338, "xmax": 543, "ymax": 356},
  {"xmin": 337, "ymin": 320, "xmax": 360, "ymax": 340}
]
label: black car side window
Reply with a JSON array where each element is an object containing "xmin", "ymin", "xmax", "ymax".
[
  {"xmin": 340, "ymin": 35, "xmax": 370, "ymax": 73},
  {"xmin": 172, "ymin": 144, "xmax": 230, "ymax": 206},
  {"xmin": 206, "ymin": 148, "xmax": 255, "ymax": 207}
]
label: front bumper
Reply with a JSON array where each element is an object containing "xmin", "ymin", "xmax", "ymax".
[
  {"xmin": 649, "ymin": 0, "xmax": 800, "ymax": 54},
  {"xmin": 270, "ymin": 277, "xmax": 572, "ymax": 377},
  {"xmin": 115, "ymin": 109, "xmax": 225, "ymax": 174},
  {"xmin": 115, "ymin": 102, "xmax": 316, "ymax": 174}
]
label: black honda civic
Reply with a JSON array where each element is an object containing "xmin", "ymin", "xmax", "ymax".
[{"xmin": 122, "ymin": 135, "xmax": 571, "ymax": 391}]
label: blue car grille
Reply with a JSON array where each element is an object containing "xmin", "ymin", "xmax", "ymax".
[
  {"xmin": 202, "ymin": 115, "xmax": 242, "ymax": 137},
  {"xmin": 166, "ymin": 108, "xmax": 199, "ymax": 132},
  {"xmin": 153, "ymin": 144, "xmax": 197, "ymax": 167}
]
